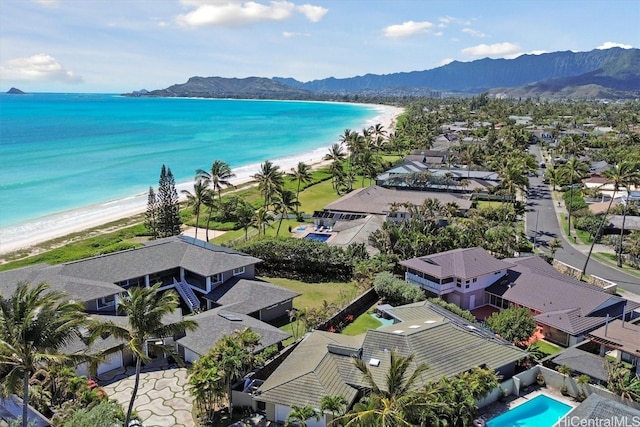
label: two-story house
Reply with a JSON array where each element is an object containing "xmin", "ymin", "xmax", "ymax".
[
  {"xmin": 400, "ymin": 247, "xmax": 513, "ymax": 310},
  {"xmin": 0, "ymin": 236, "xmax": 297, "ymax": 375}
]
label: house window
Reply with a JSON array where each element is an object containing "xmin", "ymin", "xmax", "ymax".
[
  {"xmin": 456, "ymin": 283, "xmax": 462, "ymax": 288},
  {"xmin": 232, "ymin": 267, "xmax": 245, "ymax": 276},
  {"xmin": 465, "ymin": 284, "xmax": 469, "ymax": 289},
  {"xmin": 98, "ymin": 295, "xmax": 116, "ymax": 308},
  {"xmin": 473, "ymin": 278, "xmax": 478, "ymax": 283},
  {"xmin": 211, "ymin": 273, "xmax": 222, "ymax": 284}
]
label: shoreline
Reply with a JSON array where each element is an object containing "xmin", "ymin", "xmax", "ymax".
[{"xmin": 0, "ymin": 104, "xmax": 403, "ymax": 256}]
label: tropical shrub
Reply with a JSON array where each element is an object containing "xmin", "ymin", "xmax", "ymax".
[
  {"xmin": 427, "ymin": 298, "xmax": 477, "ymax": 323},
  {"xmin": 236, "ymin": 237, "xmax": 355, "ymax": 281},
  {"xmin": 373, "ymin": 272, "xmax": 425, "ymax": 306},
  {"xmin": 485, "ymin": 306, "xmax": 536, "ymax": 345}
]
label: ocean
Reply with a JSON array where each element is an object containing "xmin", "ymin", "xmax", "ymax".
[{"xmin": 0, "ymin": 93, "xmax": 385, "ymax": 248}]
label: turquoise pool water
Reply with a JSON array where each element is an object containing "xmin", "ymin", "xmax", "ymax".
[
  {"xmin": 304, "ymin": 233, "xmax": 330, "ymax": 242},
  {"xmin": 487, "ymin": 394, "xmax": 572, "ymax": 427},
  {"xmin": 370, "ymin": 313, "xmax": 395, "ymax": 328}
]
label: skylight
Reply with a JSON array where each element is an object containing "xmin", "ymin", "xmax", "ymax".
[{"xmin": 369, "ymin": 358, "xmax": 380, "ymax": 367}]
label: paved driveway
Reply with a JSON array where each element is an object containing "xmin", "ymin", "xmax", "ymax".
[{"xmin": 100, "ymin": 365, "xmax": 195, "ymax": 427}]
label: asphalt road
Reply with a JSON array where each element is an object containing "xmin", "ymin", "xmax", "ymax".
[{"xmin": 524, "ymin": 144, "xmax": 640, "ymax": 293}]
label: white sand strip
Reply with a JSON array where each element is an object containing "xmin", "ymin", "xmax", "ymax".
[{"xmin": 0, "ymin": 105, "xmax": 403, "ymax": 255}]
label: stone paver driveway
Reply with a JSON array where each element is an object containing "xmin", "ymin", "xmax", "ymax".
[{"xmin": 100, "ymin": 366, "xmax": 195, "ymax": 427}]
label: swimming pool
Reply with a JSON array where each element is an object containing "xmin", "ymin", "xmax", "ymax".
[
  {"xmin": 487, "ymin": 394, "xmax": 572, "ymax": 427},
  {"xmin": 304, "ymin": 233, "xmax": 330, "ymax": 242}
]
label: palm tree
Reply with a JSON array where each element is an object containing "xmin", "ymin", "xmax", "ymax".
[
  {"xmin": 581, "ymin": 161, "xmax": 640, "ymax": 277},
  {"xmin": 320, "ymin": 394, "xmax": 348, "ymax": 425},
  {"xmin": 196, "ymin": 160, "xmax": 236, "ymax": 241},
  {"xmin": 615, "ymin": 161, "xmax": 640, "ymax": 267},
  {"xmin": 0, "ymin": 283, "xmax": 88, "ymax": 427},
  {"xmin": 290, "ymin": 162, "xmax": 312, "ymax": 215},
  {"xmin": 253, "ymin": 160, "xmax": 284, "ymax": 208},
  {"xmin": 548, "ymin": 238, "xmax": 563, "ymax": 256},
  {"xmin": 545, "ymin": 165, "xmax": 565, "ymax": 191},
  {"xmin": 250, "ymin": 207, "xmax": 274, "ymax": 237},
  {"xmin": 557, "ymin": 364, "xmax": 572, "ymax": 394},
  {"xmin": 273, "ymin": 188, "xmax": 300, "ymax": 235},
  {"xmin": 181, "ymin": 178, "xmax": 212, "ymax": 240},
  {"xmin": 605, "ymin": 361, "xmax": 640, "ymax": 402},
  {"xmin": 211, "ymin": 328, "xmax": 262, "ymax": 419},
  {"xmin": 286, "ymin": 404, "xmax": 320, "ymax": 427},
  {"xmin": 339, "ymin": 350, "xmax": 434, "ymax": 427},
  {"xmin": 88, "ymin": 284, "xmax": 198, "ymax": 427},
  {"xmin": 324, "ymin": 143, "xmax": 347, "ymax": 190},
  {"xmin": 562, "ymin": 157, "xmax": 588, "ymax": 237},
  {"xmin": 234, "ymin": 202, "xmax": 255, "ymax": 241}
]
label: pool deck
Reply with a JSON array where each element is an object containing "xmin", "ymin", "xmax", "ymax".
[{"xmin": 477, "ymin": 385, "xmax": 577, "ymax": 423}]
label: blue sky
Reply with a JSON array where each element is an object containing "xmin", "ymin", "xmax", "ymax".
[{"xmin": 1, "ymin": 0, "xmax": 638, "ymax": 93}]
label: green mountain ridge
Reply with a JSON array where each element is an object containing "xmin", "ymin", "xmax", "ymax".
[{"xmin": 128, "ymin": 47, "xmax": 640, "ymax": 100}]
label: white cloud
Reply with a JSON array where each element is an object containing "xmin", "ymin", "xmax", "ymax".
[
  {"xmin": 296, "ymin": 4, "xmax": 327, "ymax": 22},
  {"xmin": 439, "ymin": 58, "xmax": 454, "ymax": 66},
  {"xmin": 597, "ymin": 41, "xmax": 633, "ymax": 49},
  {"xmin": 461, "ymin": 28, "xmax": 486, "ymax": 38},
  {"xmin": 434, "ymin": 31, "xmax": 443, "ymax": 37},
  {"xmin": 177, "ymin": 1, "xmax": 324, "ymax": 27},
  {"xmin": 461, "ymin": 42, "xmax": 521, "ymax": 57},
  {"xmin": 282, "ymin": 31, "xmax": 309, "ymax": 38},
  {"xmin": 33, "ymin": 0, "xmax": 58, "ymax": 6},
  {"xmin": 527, "ymin": 50, "xmax": 547, "ymax": 55},
  {"xmin": 383, "ymin": 20, "xmax": 433, "ymax": 38},
  {"xmin": 0, "ymin": 54, "xmax": 83, "ymax": 84}
]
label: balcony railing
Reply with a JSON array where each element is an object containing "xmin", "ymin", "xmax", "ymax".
[{"xmin": 406, "ymin": 273, "xmax": 455, "ymax": 295}]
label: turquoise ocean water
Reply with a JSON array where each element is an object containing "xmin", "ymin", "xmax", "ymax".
[{"xmin": 0, "ymin": 93, "xmax": 380, "ymax": 231}]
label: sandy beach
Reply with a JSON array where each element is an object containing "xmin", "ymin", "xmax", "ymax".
[{"xmin": 0, "ymin": 104, "xmax": 403, "ymax": 256}]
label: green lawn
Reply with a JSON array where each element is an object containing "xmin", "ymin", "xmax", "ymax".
[
  {"xmin": 263, "ymin": 276, "xmax": 358, "ymax": 343},
  {"xmin": 341, "ymin": 311, "xmax": 382, "ymax": 335},
  {"xmin": 265, "ymin": 277, "xmax": 358, "ymax": 310},
  {"xmin": 531, "ymin": 340, "xmax": 561, "ymax": 356}
]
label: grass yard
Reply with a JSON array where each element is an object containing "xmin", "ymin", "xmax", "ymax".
[
  {"xmin": 263, "ymin": 276, "xmax": 359, "ymax": 343},
  {"xmin": 265, "ymin": 277, "xmax": 358, "ymax": 310},
  {"xmin": 531, "ymin": 340, "xmax": 561, "ymax": 356},
  {"xmin": 341, "ymin": 310, "xmax": 382, "ymax": 335}
]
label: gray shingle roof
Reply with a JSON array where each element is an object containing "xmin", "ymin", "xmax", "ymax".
[
  {"xmin": 61, "ymin": 236, "xmax": 261, "ymax": 283},
  {"xmin": 550, "ymin": 347, "xmax": 609, "ymax": 382},
  {"xmin": 400, "ymin": 247, "xmax": 514, "ymax": 280},
  {"xmin": 256, "ymin": 332, "xmax": 360, "ymax": 409},
  {"xmin": 486, "ymin": 256, "xmax": 639, "ymax": 335},
  {"xmin": 176, "ymin": 307, "xmax": 291, "ymax": 357},
  {"xmin": 324, "ymin": 185, "xmax": 472, "ymax": 215},
  {"xmin": 357, "ymin": 320, "xmax": 526, "ymax": 386},
  {"xmin": 564, "ymin": 394, "xmax": 640, "ymax": 421},
  {"xmin": 0, "ymin": 264, "xmax": 124, "ymax": 302},
  {"xmin": 205, "ymin": 278, "xmax": 299, "ymax": 315},
  {"xmin": 257, "ymin": 304, "xmax": 526, "ymax": 407}
]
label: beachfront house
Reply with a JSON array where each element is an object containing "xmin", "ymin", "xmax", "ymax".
[
  {"xmin": 310, "ymin": 185, "xmax": 472, "ymax": 252},
  {"xmin": 0, "ymin": 236, "xmax": 298, "ymax": 375}
]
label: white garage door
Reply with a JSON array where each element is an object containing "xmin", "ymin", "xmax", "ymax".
[
  {"xmin": 98, "ymin": 351, "xmax": 123, "ymax": 375},
  {"xmin": 276, "ymin": 404, "xmax": 290, "ymax": 423}
]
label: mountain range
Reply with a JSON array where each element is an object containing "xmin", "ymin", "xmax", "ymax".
[{"xmin": 129, "ymin": 47, "xmax": 640, "ymax": 100}]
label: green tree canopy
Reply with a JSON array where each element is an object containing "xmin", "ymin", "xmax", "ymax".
[{"xmin": 485, "ymin": 306, "xmax": 536, "ymax": 345}]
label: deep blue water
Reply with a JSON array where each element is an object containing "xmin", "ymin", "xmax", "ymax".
[{"xmin": 0, "ymin": 94, "xmax": 380, "ymax": 229}]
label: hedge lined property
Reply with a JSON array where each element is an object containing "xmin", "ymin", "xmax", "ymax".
[{"xmin": 236, "ymin": 237, "xmax": 359, "ymax": 281}]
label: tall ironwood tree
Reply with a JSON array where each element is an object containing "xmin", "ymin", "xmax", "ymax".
[
  {"xmin": 145, "ymin": 186, "xmax": 160, "ymax": 239},
  {"xmin": 157, "ymin": 164, "xmax": 182, "ymax": 237}
]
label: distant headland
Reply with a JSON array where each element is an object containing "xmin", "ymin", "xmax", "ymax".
[{"xmin": 7, "ymin": 87, "xmax": 25, "ymax": 94}]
